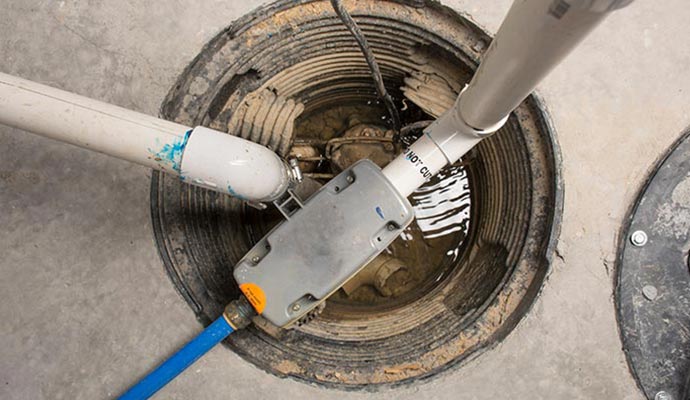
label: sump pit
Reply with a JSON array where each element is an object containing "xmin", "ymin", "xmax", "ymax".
[{"xmin": 152, "ymin": 0, "xmax": 562, "ymax": 388}]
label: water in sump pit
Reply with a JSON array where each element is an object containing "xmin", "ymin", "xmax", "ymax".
[
  {"xmin": 281, "ymin": 104, "xmax": 471, "ymax": 305},
  {"xmin": 330, "ymin": 163, "xmax": 471, "ymax": 305}
]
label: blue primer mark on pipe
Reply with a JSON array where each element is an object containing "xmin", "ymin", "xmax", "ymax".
[
  {"xmin": 149, "ymin": 129, "xmax": 192, "ymax": 173},
  {"xmin": 227, "ymin": 185, "xmax": 247, "ymax": 201},
  {"xmin": 375, "ymin": 206, "xmax": 385, "ymax": 220}
]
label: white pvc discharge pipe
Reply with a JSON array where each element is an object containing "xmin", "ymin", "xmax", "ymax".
[
  {"xmin": 383, "ymin": 0, "xmax": 633, "ymax": 198},
  {"xmin": 0, "ymin": 72, "xmax": 290, "ymax": 202},
  {"xmin": 0, "ymin": 0, "xmax": 633, "ymax": 203}
]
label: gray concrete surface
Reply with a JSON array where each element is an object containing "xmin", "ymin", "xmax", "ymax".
[{"xmin": 1, "ymin": 0, "xmax": 688, "ymax": 399}]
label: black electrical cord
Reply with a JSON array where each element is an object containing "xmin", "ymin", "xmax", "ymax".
[
  {"xmin": 398, "ymin": 119, "xmax": 433, "ymax": 147},
  {"xmin": 330, "ymin": 0, "xmax": 401, "ymax": 131},
  {"xmin": 399, "ymin": 120, "xmax": 433, "ymax": 136}
]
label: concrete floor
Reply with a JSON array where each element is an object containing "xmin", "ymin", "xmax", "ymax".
[{"xmin": 1, "ymin": 0, "xmax": 688, "ymax": 399}]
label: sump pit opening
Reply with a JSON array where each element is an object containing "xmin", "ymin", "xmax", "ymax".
[{"xmin": 152, "ymin": 0, "xmax": 562, "ymax": 388}]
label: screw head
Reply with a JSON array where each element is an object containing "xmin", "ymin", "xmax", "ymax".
[
  {"xmin": 251, "ymin": 255, "xmax": 260, "ymax": 264},
  {"xmin": 291, "ymin": 303, "xmax": 301, "ymax": 312},
  {"xmin": 387, "ymin": 223, "xmax": 396, "ymax": 231},
  {"xmin": 471, "ymin": 39, "xmax": 487, "ymax": 52},
  {"xmin": 630, "ymin": 230, "xmax": 648, "ymax": 247},
  {"xmin": 642, "ymin": 285, "xmax": 658, "ymax": 301},
  {"xmin": 655, "ymin": 391, "xmax": 672, "ymax": 400},
  {"xmin": 346, "ymin": 175, "xmax": 354, "ymax": 183}
]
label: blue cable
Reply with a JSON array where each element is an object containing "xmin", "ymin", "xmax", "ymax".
[{"xmin": 119, "ymin": 316, "xmax": 235, "ymax": 400}]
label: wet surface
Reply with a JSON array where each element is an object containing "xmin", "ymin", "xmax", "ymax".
[
  {"xmin": 283, "ymin": 107, "xmax": 472, "ymax": 307},
  {"xmin": 3, "ymin": 0, "xmax": 688, "ymax": 397},
  {"xmin": 152, "ymin": 0, "xmax": 560, "ymax": 387},
  {"xmin": 331, "ymin": 164, "xmax": 471, "ymax": 306}
]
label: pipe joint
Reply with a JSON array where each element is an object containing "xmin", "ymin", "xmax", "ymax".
[
  {"xmin": 180, "ymin": 126, "xmax": 291, "ymax": 203},
  {"xmin": 223, "ymin": 296, "xmax": 256, "ymax": 330},
  {"xmin": 424, "ymin": 86, "xmax": 508, "ymax": 165},
  {"xmin": 286, "ymin": 157, "xmax": 304, "ymax": 185}
]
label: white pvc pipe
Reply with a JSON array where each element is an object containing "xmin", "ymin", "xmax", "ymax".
[
  {"xmin": 0, "ymin": 72, "xmax": 191, "ymax": 172},
  {"xmin": 383, "ymin": 87, "xmax": 507, "ymax": 198},
  {"xmin": 0, "ymin": 72, "xmax": 290, "ymax": 202},
  {"xmin": 382, "ymin": 131, "xmax": 450, "ymax": 198},
  {"xmin": 180, "ymin": 126, "xmax": 290, "ymax": 201},
  {"xmin": 458, "ymin": 0, "xmax": 618, "ymax": 130},
  {"xmin": 384, "ymin": 0, "xmax": 632, "ymax": 197}
]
